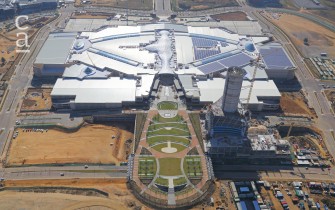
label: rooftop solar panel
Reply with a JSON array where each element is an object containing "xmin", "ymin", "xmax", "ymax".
[
  {"xmin": 192, "ymin": 37, "xmax": 218, "ymax": 47},
  {"xmin": 194, "ymin": 49, "xmax": 220, "ymax": 60},
  {"xmin": 218, "ymin": 53, "xmax": 252, "ymax": 67},
  {"xmin": 259, "ymin": 47, "xmax": 294, "ymax": 69},
  {"xmin": 198, "ymin": 62, "xmax": 225, "ymax": 74}
]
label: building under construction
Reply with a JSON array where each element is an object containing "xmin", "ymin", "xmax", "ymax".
[{"xmin": 205, "ymin": 67, "xmax": 291, "ymax": 164}]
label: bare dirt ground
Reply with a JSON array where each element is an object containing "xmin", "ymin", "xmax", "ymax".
[
  {"xmin": 0, "ymin": 35, "xmax": 16, "ymax": 75},
  {"xmin": 280, "ymin": 92, "xmax": 315, "ymax": 117},
  {"xmin": 72, "ymin": 14, "xmax": 111, "ymax": 19},
  {"xmin": 88, "ymin": 0, "xmax": 152, "ymax": 10},
  {"xmin": 267, "ymin": 13, "xmax": 335, "ymax": 58},
  {"xmin": 0, "ymin": 25, "xmax": 38, "ymax": 76},
  {"xmin": 2, "ymin": 178, "xmax": 148, "ymax": 210},
  {"xmin": 210, "ymin": 11, "xmax": 248, "ymax": 21},
  {"xmin": 325, "ymin": 89, "xmax": 335, "ymax": 113},
  {"xmin": 21, "ymin": 88, "xmax": 52, "ymax": 111},
  {"xmin": 7, "ymin": 124, "xmax": 133, "ymax": 166},
  {"xmin": 210, "ymin": 181, "xmax": 236, "ymax": 210},
  {"xmin": 260, "ymin": 186, "xmax": 282, "ymax": 210}
]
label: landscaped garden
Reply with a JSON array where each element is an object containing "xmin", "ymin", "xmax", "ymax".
[
  {"xmin": 151, "ymin": 143, "xmax": 187, "ymax": 153},
  {"xmin": 138, "ymin": 157, "xmax": 157, "ymax": 178},
  {"xmin": 157, "ymin": 101, "xmax": 178, "ymax": 110},
  {"xmin": 148, "ymin": 113, "xmax": 190, "ymax": 150},
  {"xmin": 147, "ymin": 135, "xmax": 190, "ymax": 146},
  {"xmin": 184, "ymin": 156, "xmax": 202, "ymax": 178}
]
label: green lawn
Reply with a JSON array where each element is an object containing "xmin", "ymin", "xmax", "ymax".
[
  {"xmin": 155, "ymin": 177, "xmax": 169, "ymax": 186},
  {"xmin": 151, "ymin": 143, "xmax": 187, "ymax": 153},
  {"xmin": 147, "ymin": 127, "xmax": 190, "ymax": 136},
  {"xmin": 157, "ymin": 101, "xmax": 178, "ymax": 110},
  {"xmin": 147, "ymin": 136, "xmax": 190, "ymax": 146},
  {"xmin": 173, "ymin": 177, "xmax": 187, "ymax": 186},
  {"xmin": 189, "ymin": 113, "xmax": 204, "ymax": 152},
  {"xmin": 184, "ymin": 157, "xmax": 202, "ymax": 178},
  {"xmin": 148, "ymin": 122, "xmax": 188, "ymax": 131},
  {"xmin": 138, "ymin": 157, "xmax": 157, "ymax": 178},
  {"xmin": 159, "ymin": 158, "xmax": 182, "ymax": 176},
  {"xmin": 152, "ymin": 115, "xmax": 184, "ymax": 123}
]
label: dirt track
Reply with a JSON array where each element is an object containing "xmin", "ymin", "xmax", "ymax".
[{"xmin": 7, "ymin": 124, "xmax": 133, "ymax": 166}]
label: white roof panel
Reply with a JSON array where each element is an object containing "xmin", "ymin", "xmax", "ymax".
[{"xmin": 51, "ymin": 78, "xmax": 136, "ymax": 103}]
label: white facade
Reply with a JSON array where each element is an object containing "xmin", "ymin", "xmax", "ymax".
[{"xmin": 221, "ymin": 67, "xmax": 245, "ymax": 113}]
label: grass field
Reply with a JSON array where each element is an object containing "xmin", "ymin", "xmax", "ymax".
[
  {"xmin": 147, "ymin": 136, "xmax": 190, "ymax": 146},
  {"xmin": 184, "ymin": 156, "xmax": 202, "ymax": 178},
  {"xmin": 148, "ymin": 122, "xmax": 188, "ymax": 130},
  {"xmin": 152, "ymin": 115, "xmax": 184, "ymax": 123},
  {"xmin": 138, "ymin": 157, "xmax": 157, "ymax": 178},
  {"xmin": 147, "ymin": 127, "xmax": 189, "ymax": 136},
  {"xmin": 151, "ymin": 143, "xmax": 187, "ymax": 153},
  {"xmin": 157, "ymin": 101, "xmax": 178, "ymax": 110},
  {"xmin": 155, "ymin": 177, "xmax": 169, "ymax": 186},
  {"xmin": 159, "ymin": 158, "xmax": 182, "ymax": 176},
  {"xmin": 147, "ymin": 113, "xmax": 190, "ymax": 147},
  {"xmin": 173, "ymin": 177, "xmax": 187, "ymax": 186}
]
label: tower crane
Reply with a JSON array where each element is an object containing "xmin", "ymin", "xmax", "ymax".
[{"xmin": 243, "ymin": 53, "xmax": 261, "ymax": 119}]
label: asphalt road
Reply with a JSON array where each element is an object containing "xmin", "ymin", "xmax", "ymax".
[{"xmin": 0, "ymin": 165, "xmax": 127, "ymax": 180}]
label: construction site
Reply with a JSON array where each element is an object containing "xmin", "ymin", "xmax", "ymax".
[
  {"xmin": 20, "ymin": 88, "xmax": 52, "ymax": 112},
  {"xmin": 6, "ymin": 124, "xmax": 134, "ymax": 166}
]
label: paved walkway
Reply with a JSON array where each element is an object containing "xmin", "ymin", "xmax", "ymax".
[{"xmin": 132, "ymin": 108, "xmax": 210, "ymax": 206}]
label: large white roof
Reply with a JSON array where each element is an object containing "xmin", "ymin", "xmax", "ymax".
[
  {"xmin": 91, "ymin": 35, "xmax": 156, "ymax": 64},
  {"xmin": 197, "ymin": 78, "xmax": 280, "ymax": 104},
  {"xmin": 51, "ymin": 78, "xmax": 137, "ymax": 104}
]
